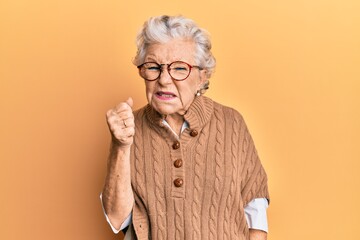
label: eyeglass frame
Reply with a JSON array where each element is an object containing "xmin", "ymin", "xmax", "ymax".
[{"xmin": 137, "ymin": 61, "xmax": 203, "ymax": 81}]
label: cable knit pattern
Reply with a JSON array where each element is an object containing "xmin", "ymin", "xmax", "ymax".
[
  {"xmin": 130, "ymin": 96, "xmax": 269, "ymax": 240},
  {"xmin": 191, "ymin": 124, "xmax": 208, "ymax": 240},
  {"xmin": 209, "ymin": 106, "xmax": 225, "ymax": 240},
  {"xmin": 133, "ymin": 111, "xmax": 146, "ymax": 200},
  {"xmin": 150, "ymin": 130, "xmax": 166, "ymax": 239},
  {"xmin": 224, "ymin": 110, "xmax": 240, "ymax": 240},
  {"xmin": 175, "ymin": 199, "xmax": 183, "ymax": 240}
]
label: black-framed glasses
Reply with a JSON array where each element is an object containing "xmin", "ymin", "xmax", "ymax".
[{"xmin": 137, "ymin": 61, "xmax": 202, "ymax": 81}]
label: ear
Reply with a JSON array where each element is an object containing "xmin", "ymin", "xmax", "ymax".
[{"xmin": 198, "ymin": 69, "xmax": 208, "ymax": 88}]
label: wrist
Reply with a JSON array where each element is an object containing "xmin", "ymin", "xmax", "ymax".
[
  {"xmin": 110, "ymin": 139, "xmax": 132, "ymax": 151},
  {"xmin": 111, "ymin": 136, "xmax": 133, "ymax": 146}
]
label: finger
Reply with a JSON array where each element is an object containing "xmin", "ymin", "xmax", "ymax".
[
  {"xmin": 115, "ymin": 111, "xmax": 134, "ymax": 120},
  {"xmin": 122, "ymin": 118, "xmax": 135, "ymax": 128},
  {"xmin": 106, "ymin": 111, "xmax": 118, "ymax": 125},
  {"xmin": 114, "ymin": 102, "xmax": 132, "ymax": 113},
  {"xmin": 123, "ymin": 127, "xmax": 135, "ymax": 136},
  {"xmin": 125, "ymin": 97, "xmax": 133, "ymax": 108},
  {"xmin": 113, "ymin": 127, "xmax": 135, "ymax": 140},
  {"xmin": 107, "ymin": 117, "xmax": 134, "ymax": 131},
  {"xmin": 106, "ymin": 110, "xmax": 122, "ymax": 121},
  {"xmin": 106, "ymin": 111, "xmax": 111, "ymax": 119}
]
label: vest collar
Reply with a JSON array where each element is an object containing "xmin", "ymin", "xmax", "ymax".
[{"xmin": 144, "ymin": 96, "xmax": 214, "ymax": 130}]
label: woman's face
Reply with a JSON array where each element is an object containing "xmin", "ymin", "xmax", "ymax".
[{"xmin": 142, "ymin": 38, "xmax": 207, "ymax": 117}]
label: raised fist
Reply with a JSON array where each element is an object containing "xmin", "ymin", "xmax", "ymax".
[{"xmin": 106, "ymin": 97, "xmax": 135, "ymax": 147}]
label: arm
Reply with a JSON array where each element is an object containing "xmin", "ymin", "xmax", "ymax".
[
  {"xmin": 236, "ymin": 113, "xmax": 270, "ymax": 240},
  {"xmin": 102, "ymin": 97, "xmax": 135, "ymax": 230},
  {"xmin": 100, "ymin": 194, "xmax": 132, "ymax": 233},
  {"xmin": 249, "ymin": 229, "xmax": 267, "ymax": 240}
]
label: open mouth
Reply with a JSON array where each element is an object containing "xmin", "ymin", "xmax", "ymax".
[{"xmin": 156, "ymin": 91, "xmax": 177, "ymax": 99}]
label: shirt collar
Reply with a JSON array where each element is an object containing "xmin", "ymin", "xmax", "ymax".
[{"xmin": 161, "ymin": 119, "xmax": 189, "ymax": 138}]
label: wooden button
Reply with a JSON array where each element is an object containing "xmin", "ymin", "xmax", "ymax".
[
  {"xmin": 174, "ymin": 178, "xmax": 183, "ymax": 187},
  {"xmin": 174, "ymin": 159, "xmax": 183, "ymax": 168},
  {"xmin": 172, "ymin": 141, "xmax": 180, "ymax": 149},
  {"xmin": 190, "ymin": 129, "xmax": 198, "ymax": 137}
]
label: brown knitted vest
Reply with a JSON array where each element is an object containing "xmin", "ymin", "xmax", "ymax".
[{"xmin": 129, "ymin": 96, "xmax": 269, "ymax": 240}]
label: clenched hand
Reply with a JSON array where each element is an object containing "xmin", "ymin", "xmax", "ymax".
[{"xmin": 106, "ymin": 97, "xmax": 135, "ymax": 147}]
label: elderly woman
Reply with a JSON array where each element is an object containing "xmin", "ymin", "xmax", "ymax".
[{"xmin": 101, "ymin": 15, "xmax": 270, "ymax": 240}]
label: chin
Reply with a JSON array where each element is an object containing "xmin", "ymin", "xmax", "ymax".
[
  {"xmin": 151, "ymin": 104, "xmax": 178, "ymax": 116},
  {"xmin": 154, "ymin": 107, "xmax": 177, "ymax": 116}
]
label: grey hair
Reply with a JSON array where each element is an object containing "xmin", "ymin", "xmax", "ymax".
[{"xmin": 133, "ymin": 15, "xmax": 216, "ymax": 85}]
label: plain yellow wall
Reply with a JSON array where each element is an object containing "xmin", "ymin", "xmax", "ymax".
[{"xmin": 1, "ymin": 0, "xmax": 359, "ymax": 239}]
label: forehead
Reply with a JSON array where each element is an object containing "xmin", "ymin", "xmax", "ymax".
[{"xmin": 145, "ymin": 38, "xmax": 196, "ymax": 64}]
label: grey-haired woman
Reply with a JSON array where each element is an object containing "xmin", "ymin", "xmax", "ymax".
[{"xmin": 101, "ymin": 15, "xmax": 270, "ymax": 240}]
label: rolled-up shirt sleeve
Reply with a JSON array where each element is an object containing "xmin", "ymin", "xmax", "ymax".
[
  {"xmin": 99, "ymin": 194, "xmax": 132, "ymax": 234},
  {"xmin": 244, "ymin": 198, "xmax": 269, "ymax": 232}
]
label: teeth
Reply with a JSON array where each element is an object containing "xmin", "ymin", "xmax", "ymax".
[{"xmin": 158, "ymin": 92, "xmax": 174, "ymax": 97}]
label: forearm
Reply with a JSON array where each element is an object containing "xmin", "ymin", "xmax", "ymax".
[
  {"xmin": 249, "ymin": 229, "xmax": 267, "ymax": 240},
  {"xmin": 102, "ymin": 142, "xmax": 134, "ymax": 229}
]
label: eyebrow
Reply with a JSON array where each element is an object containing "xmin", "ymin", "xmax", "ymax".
[
  {"xmin": 144, "ymin": 57, "xmax": 185, "ymax": 64},
  {"xmin": 145, "ymin": 57, "xmax": 157, "ymax": 62}
]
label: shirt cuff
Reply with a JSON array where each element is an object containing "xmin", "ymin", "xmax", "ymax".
[
  {"xmin": 244, "ymin": 198, "xmax": 269, "ymax": 233},
  {"xmin": 99, "ymin": 194, "xmax": 132, "ymax": 234}
]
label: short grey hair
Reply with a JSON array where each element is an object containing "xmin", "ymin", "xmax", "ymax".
[{"xmin": 133, "ymin": 15, "xmax": 216, "ymax": 82}]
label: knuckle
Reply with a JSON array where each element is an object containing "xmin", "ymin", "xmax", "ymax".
[
  {"xmin": 107, "ymin": 117, "xmax": 118, "ymax": 126},
  {"xmin": 106, "ymin": 110, "xmax": 113, "ymax": 117},
  {"xmin": 128, "ymin": 129, "xmax": 135, "ymax": 136},
  {"xmin": 116, "ymin": 102, "xmax": 128, "ymax": 110}
]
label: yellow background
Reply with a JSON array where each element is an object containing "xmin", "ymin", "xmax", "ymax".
[{"xmin": 1, "ymin": 0, "xmax": 359, "ymax": 239}]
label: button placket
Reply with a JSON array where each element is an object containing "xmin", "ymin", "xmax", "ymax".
[{"xmin": 170, "ymin": 139, "xmax": 185, "ymax": 197}]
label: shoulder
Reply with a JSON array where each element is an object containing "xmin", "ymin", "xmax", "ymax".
[
  {"xmin": 209, "ymin": 98, "xmax": 245, "ymax": 123},
  {"xmin": 132, "ymin": 105, "xmax": 149, "ymax": 129}
]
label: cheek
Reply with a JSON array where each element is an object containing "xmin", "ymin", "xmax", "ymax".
[
  {"xmin": 145, "ymin": 82, "xmax": 155, "ymax": 94},
  {"xmin": 180, "ymin": 79, "xmax": 199, "ymax": 96},
  {"xmin": 176, "ymin": 83, "xmax": 196, "ymax": 101}
]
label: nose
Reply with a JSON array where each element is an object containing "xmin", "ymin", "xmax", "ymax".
[{"xmin": 157, "ymin": 66, "xmax": 173, "ymax": 85}]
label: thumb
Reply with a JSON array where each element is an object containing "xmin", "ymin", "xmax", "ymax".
[{"xmin": 125, "ymin": 97, "xmax": 134, "ymax": 108}]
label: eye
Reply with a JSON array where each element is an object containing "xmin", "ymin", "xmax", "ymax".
[
  {"xmin": 147, "ymin": 66, "xmax": 161, "ymax": 71},
  {"xmin": 173, "ymin": 67, "xmax": 187, "ymax": 71},
  {"xmin": 171, "ymin": 63, "xmax": 189, "ymax": 71}
]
